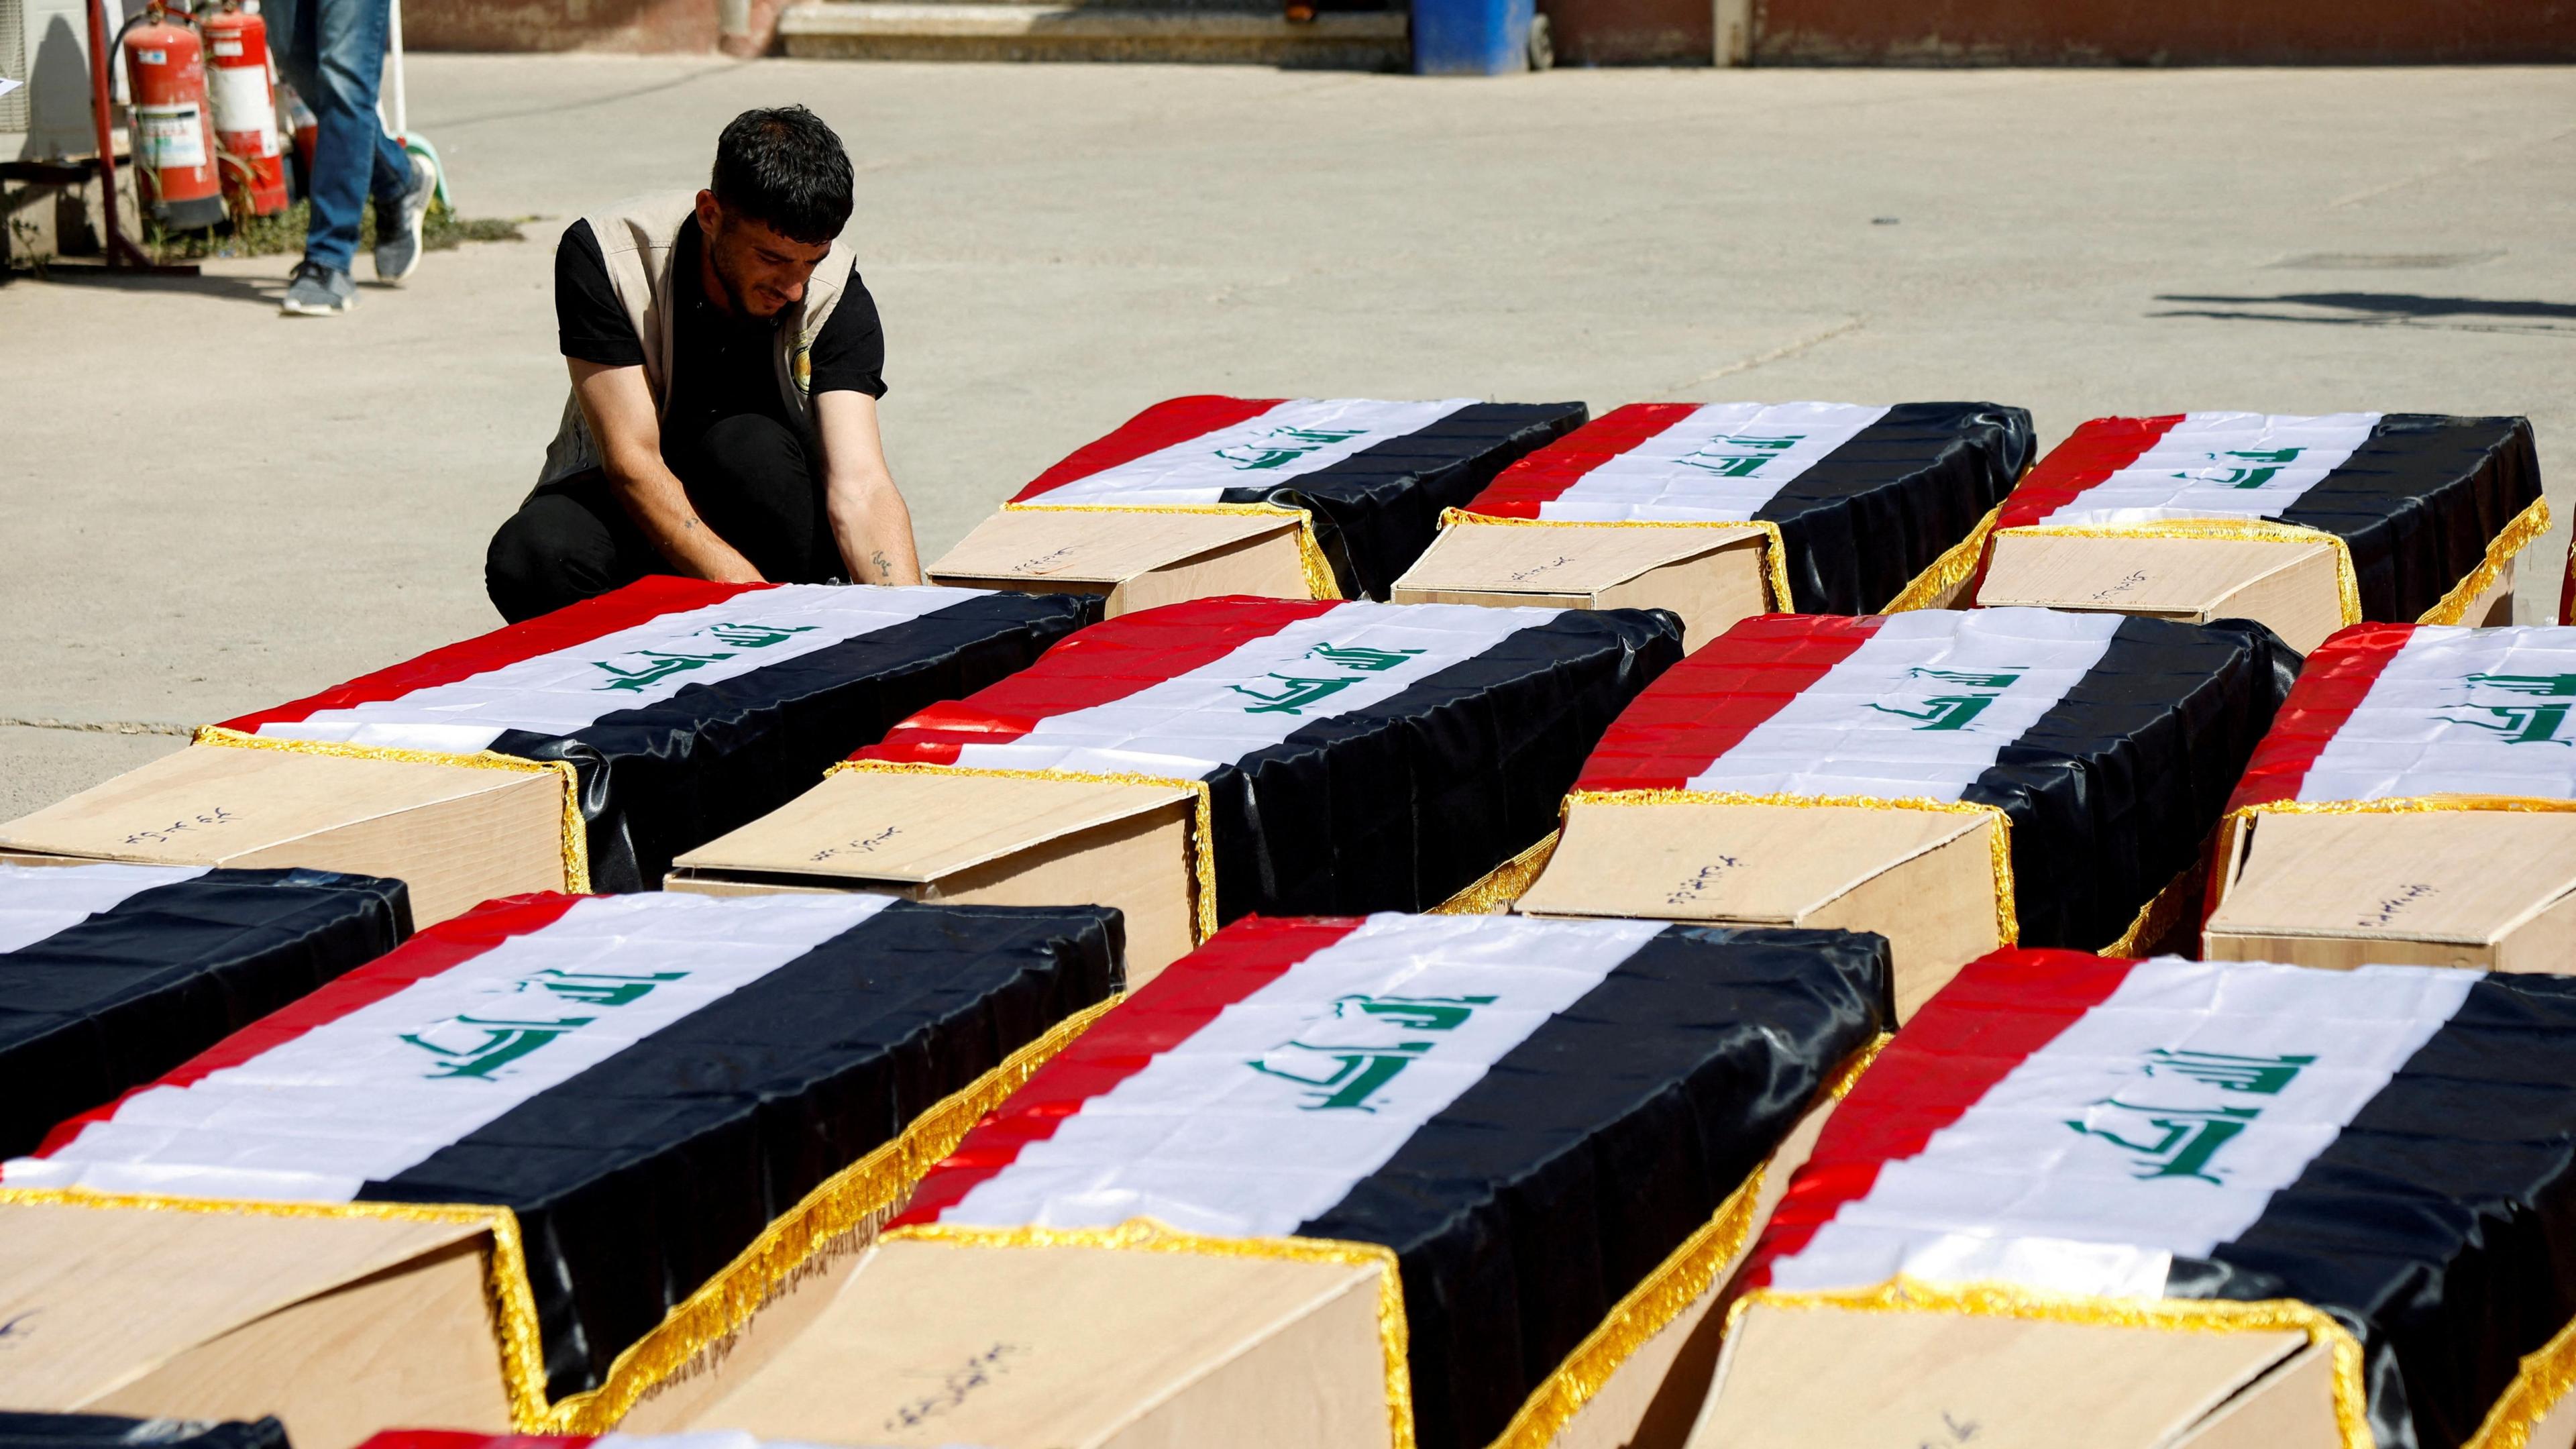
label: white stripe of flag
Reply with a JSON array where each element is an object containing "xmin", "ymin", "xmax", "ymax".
[
  {"xmin": 1768, "ymin": 957, "xmax": 2477, "ymax": 1301},
  {"xmin": 0, "ymin": 863, "xmax": 213, "ymax": 957},
  {"xmin": 934, "ymin": 912, "xmax": 1666, "ymax": 1239},
  {"xmin": 1022, "ymin": 398, "xmax": 1478, "ymax": 508},
  {"xmin": 951, "ymin": 600, "xmax": 1560, "ymax": 780},
  {"xmin": 2298, "ymin": 625, "xmax": 2576, "ymax": 802},
  {"xmin": 1542, "ymin": 401, "xmax": 1891, "ymax": 523},
  {"xmin": 2039, "ymin": 412, "xmax": 2381, "ymax": 527},
  {"xmin": 255, "ymin": 584, "xmax": 992, "ymax": 755},
  {"xmin": 1682, "ymin": 608, "xmax": 2121, "ymax": 802},
  {"xmin": 5, "ymin": 892, "xmax": 900, "ymax": 1202}
]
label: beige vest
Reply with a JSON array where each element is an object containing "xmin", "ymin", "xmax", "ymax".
[{"xmin": 539, "ymin": 190, "xmax": 856, "ymax": 486}]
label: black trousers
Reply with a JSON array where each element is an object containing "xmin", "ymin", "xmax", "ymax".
[{"xmin": 485, "ymin": 413, "xmax": 843, "ymax": 624}]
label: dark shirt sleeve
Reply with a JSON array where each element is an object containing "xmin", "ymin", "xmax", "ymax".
[
  {"xmin": 806, "ymin": 265, "xmax": 888, "ymax": 398},
  {"xmin": 555, "ymin": 219, "xmax": 647, "ymax": 368}
]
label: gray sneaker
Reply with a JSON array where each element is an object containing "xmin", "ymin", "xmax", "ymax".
[
  {"xmin": 279, "ymin": 259, "xmax": 356, "ymax": 316},
  {"xmin": 373, "ymin": 153, "xmax": 437, "ymax": 284}
]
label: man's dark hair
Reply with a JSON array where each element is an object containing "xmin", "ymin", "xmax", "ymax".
[{"xmin": 710, "ymin": 105, "xmax": 854, "ymax": 245}]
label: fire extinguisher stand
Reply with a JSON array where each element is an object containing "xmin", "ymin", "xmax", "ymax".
[{"xmin": 61, "ymin": 0, "xmax": 200, "ymax": 275}]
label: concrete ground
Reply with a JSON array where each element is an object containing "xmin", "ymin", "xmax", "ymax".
[{"xmin": 3, "ymin": 59, "xmax": 2571, "ymax": 818}]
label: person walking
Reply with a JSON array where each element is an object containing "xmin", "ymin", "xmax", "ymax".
[{"xmin": 268, "ymin": 0, "xmax": 436, "ymax": 315}]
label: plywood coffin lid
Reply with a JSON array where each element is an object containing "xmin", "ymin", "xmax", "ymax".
[
  {"xmin": 1395, "ymin": 521, "xmax": 1766, "ymax": 596},
  {"xmin": 1977, "ymin": 533, "xmax": 2337, "ymax": 618},
  {"xmin": 672, "ymin": 768, "xmax": 1198, "ymax": 886},
  {"xmin": 678, "ymin": 1234, "xmax": 1392, "ymax": 1448},
  {"xmin": 2211, "ymin": 809, "xmax": 2576, "ymax": 947},
  {"xmin": 0, "ymin": 743, "xmax": 549, "ymax": 866},
  {"xmin": 1517, "ymin": 798, "xmax": 1987, "ymax": 923},
  {"xmin": 930, "ymin": 506, "xmax": 1303, "ymax": 587},
  {"xmin": 0, "ymin": 1199, "xmax": 489, "ymax": 1407},
  {"xmin": 1697, "ymin": 1301, "xmax": 2319, "ymax": 1449}
]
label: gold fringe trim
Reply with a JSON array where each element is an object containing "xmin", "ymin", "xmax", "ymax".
[
  {"xmin": 1989, "ymin": 519, "xmax": 2363, "ymax": 629},
  {"xmin": 1440, "ymin": 508, "xmax": 1798, "ymax": 614},
  {"xmin": 2420, "ymin": 495, "xmax": 2553, "ymax": 626},
  {"xmin": 1489, "ymin": 1173, "xmax": 1766, "ymax": 1449},
  {"xmin": 1002, "ymin": 500, "xmax": 1344, "ymax": 602},
  {"xmin": 1430, "ymin": 829, "xmax": 1560, "ymax": 916},
  {"xmin": 1481, "ymin": 1031, "xmax": 1888, "ymax": 1449},
  {"xmin": 2102, "ymin": 861, "xmax": 2203, "ymax": 959},
  {"xmin": 1566, "ymin": 789, "xmax": 2019, "ymax": 947},
  {"xmin": 1723, "ymin": 1279, "xmax": 2372, "ymax": 1449},
  {"xmin": 0, "ymin": 996, "xmax": 1124, "ymax": 1434},
  {"xmin": 1882, "ymin": 503, "xmax": 2002, "ymax": 614},
  {"xmin": 541, "ymin": 992, "xmax": 1123, "ymax": 1431},
  {"xmin": 0, "ymin": 1185, "xmax": 557, "ymax": 1429},
  {"xmin": 888, "ymin": 1218, "xmax": 1415, "ymax": 1449},
  {"xmin": 192, "ymin": 726, "xmax": 592, "ymax": 895},
  {"xmin": 2464, "ymin": 1305, "xmax": 2576, "ymax": 1449},
  {"xmin": 826, "ymin": 759, "xmax": 1220, "ymax": 944}
]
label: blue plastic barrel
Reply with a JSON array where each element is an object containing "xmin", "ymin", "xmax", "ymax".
[{"xmin": 1411, "ymin": 0, "xmax": 1532, "ymax": 74}]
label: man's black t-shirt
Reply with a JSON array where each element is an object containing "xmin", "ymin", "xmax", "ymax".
[{"xmin": 554, "ymin": 217, "xmax": 886, "ymax": 463}]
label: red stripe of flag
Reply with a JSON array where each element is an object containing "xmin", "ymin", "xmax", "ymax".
[
  {"xmin": 1010, "ymin": 396, "xmax": 1288, "ymax": 503},
  {"xmin": 1739, "ymin": 948, "xmax": 2137, "ymax": 1286},
  {"xmin": 1991, "ymin": 415, "xmax": 2185, "ymax": 532},
  {"xmin": 224, "ymin": 578, "xmax": 773, "ymax": 731},
  {"xmin": 13, "ymin": 894, "xmax": 585, "ymax": 1165},
  {"xmin": 1571, "ymin": 613, "xmax": 1884, "ymax": 792},
  {"xmin": 859, "ymin": 596, "xmax": 1341, "ymax": 765},
  {"xmin": 892, "ymin": 914, "xmax": 1367, "ymax": 1228},
  {"xmin": 2223, "ymin": 622, "xmax": 2414, "ymax": 812},
  {"xmin": 1461, "ymin": 402, "xmax": 1705, "ymax": 519}
]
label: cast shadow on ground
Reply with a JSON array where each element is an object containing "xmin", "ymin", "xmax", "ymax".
[
  {"xmin": 28, "ymin": 268, "xmax": 284, "ymax": 305},
  {"xmin": 2152, "ymin": 291, "xmax": 2576, "ymax": 335}
]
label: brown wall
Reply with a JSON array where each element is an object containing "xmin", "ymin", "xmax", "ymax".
[
  {"xmin": 1543, "ymin": 0, "xmax": 2576, "ymax": 66},
  {"xmin": 403, "ymin": 0, "xmax": 791, "ymax": 54}
]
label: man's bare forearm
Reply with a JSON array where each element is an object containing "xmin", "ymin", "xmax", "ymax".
[
  {"xmin": 814, "ymin": 390, "xmax": 922, "ymax": 585},
  {"xmin": 605, "ymin": 450, "xmax": 763, "ymax": 581},
  {"xmin": 829, "ymin": 472, "xmax": 922, "ymax": 584},
  {"xmin": 572, "ymin": 358, "xmax": 762, "ymax": 583}
]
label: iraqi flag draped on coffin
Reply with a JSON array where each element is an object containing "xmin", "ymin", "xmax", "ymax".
[
  {"xmin": 851, "ymin": 595, "xmax": 1683, "ymax": 925},
  {"xmin": 0, "ymin": 862, "xmax": 409, "ymax": 1160},
  {"xmin": 2229, "ymin": 623, "xmax": 2576, "ymax": 813},
  {"xmin": 1570, "ymin": 608, "xmax": 2298, "ymax": 950},
  {"xmin": 1984, "ymin": 413, "xmax": 2546, "ymax": 623},
  {"xmin": 892, "ymin": 911, "xmax": 1892, "ymax": 1449},
  {"xmin": 1456, "ymin": 401, "xmax": 2035, "ymax": 614},
  {"xmin": 214, "ymin": 578, "xmax": 1096, "ymax": 892},
  {"xmin": 1731, "ymin": 948, "xmax": 2576, "ymax": 1449},
  {"xmin": 2, "ymin": 890, "xmax": 1122, "ymax": 1409},
  {"xmin": 1007, "ymin": 397, "xmax": 1589, "ymax": 599}
]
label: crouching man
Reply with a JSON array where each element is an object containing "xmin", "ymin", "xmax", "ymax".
[{"xmin": 486, "ymin": 105, "xmax": 921, "ymax": 622}]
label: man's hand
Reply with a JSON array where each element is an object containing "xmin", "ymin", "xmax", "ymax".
[
  {"xmin": 571, "ymin": 359, "xmax": 765, "ymax": 582},
  {"xmin": 815, "ymin": 390, "xmax": 923, "ymax": 586}
]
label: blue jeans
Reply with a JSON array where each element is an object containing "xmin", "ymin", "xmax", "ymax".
[{"xmin": 268, "ymin": 0, "xmax": 411, "ymax": 272}]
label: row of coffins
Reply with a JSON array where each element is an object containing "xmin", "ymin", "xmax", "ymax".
[
  {"xmin": 925, "ymin": 398, "xmax": 2544, "ymax": 659},
  {"xmin": 13, "ymin": 920, "xmax": 2576, "ymax": 1449},
  {"xmin": 3, "ymin": 599, "xmax": 2567, "ymax": 1180},
  {"xmin": 0, "ymin": 395, "xmax": 2563, "ymax": 1449}
]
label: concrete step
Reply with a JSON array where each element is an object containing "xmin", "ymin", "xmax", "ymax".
[{"xmin": 777, "ymin": 0, "xmax": 1408, "ymax": 64}]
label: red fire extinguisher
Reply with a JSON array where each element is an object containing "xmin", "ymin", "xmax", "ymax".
[
  {"xmin": 202, "ymin": 0, "xmax": 286, "ymax": 217},
  {"xmin": 120, "ymin": 1, "xmax": 228, "ymax": 231}
]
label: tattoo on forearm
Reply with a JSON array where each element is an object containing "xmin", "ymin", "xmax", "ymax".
[{"xmin": 871, "ymin": 550, "xmax": 892, "ymax": 580}]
